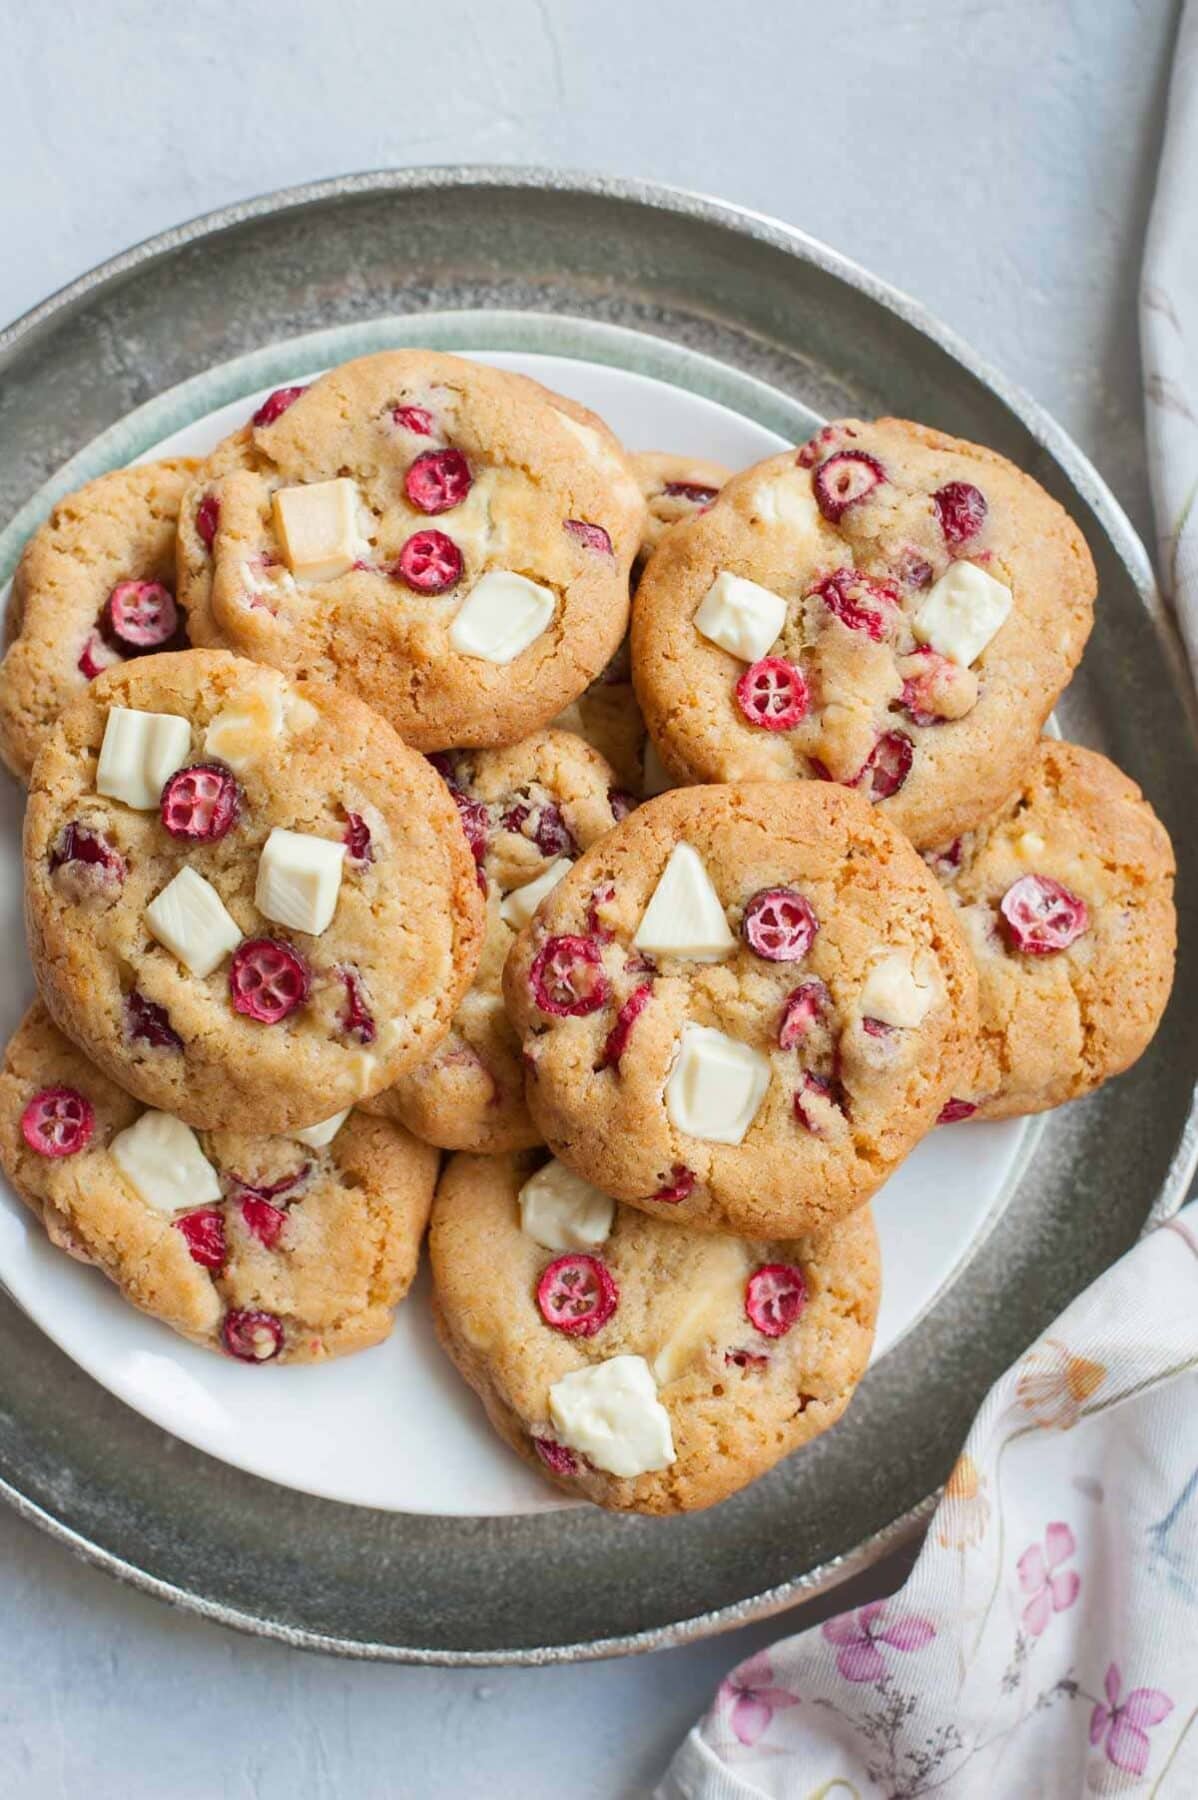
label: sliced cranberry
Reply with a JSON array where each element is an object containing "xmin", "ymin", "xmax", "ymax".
[
  {"xmin": 241, "ymin": 1196, "xmax": 287, "ymax": 1248},
  {"xmin": 598, "ymin": 983, "xmax": 652, "ymax": 1071},
  {"xmin": 563, "ymin": 519, "xmax": 613, "ymax": 555},
  {"xmin": 21, "ymin": 1087, "xmax": 94, "ymax": 1157},
  {"xmin": 500, "ymin": 801, "xmax": 529, "ymax": 836},
  {"xmin": 77, "ymin": 631, "xmax": 119, "ymax": 680},
  {"xmin": 813, "ymin": 568, "xmax": 901, "ymax": 642},
  {"xmin": 160, "ymin": 763, "xmax": 240, "ymax": 842},
  {"xmin": 529, "ymin": 935, "xmax": 609, "ymax": 1016},
  {"xmin": 452, "ymin": 789, "xmax": 489, "ymax": 868},
  {"xmin": 895, "ymin": 548, "xmax": 935, "ymax": 590},
  {"xmin": 933, "ymin": 481, "xmax": 987, "ymax": 549},
  {"xmin": 653, "ymin": 1165, "xmax": 695, "ymax": 1204},
  {"xmin": 861, "ymin": 1017, "xmax": 895, "ymax": 1040},
  {"xmin": 735, "ymin": 657, "xmax": 809, "ymax": 731},
  {"xmin": 251, "ymin": 384, "xmax": 307, "ymax": 428},
  {"xmin": 125, "ymin": 990, "xmax": 183, "ymax": 1051},
  {"xmin": 532, "ymin": 1437, "xmax": 579, "ymax": 1476},
  {"xmin": 608, "ymin": 788, "xmax": 637, "ymax": 823},
  {"xmin": 794, "ymin": 1071, "xmax": 835, "ymax": 1134},
  {"xmin": 222, "ymin": 1308, "xmax": 284, "ymax": 1362},
  {"xmin": 813, "ymin": 450, "xmax": 885, "ymax": 522},
  {"xmin": 778, "ymin": 978, "xmax": 830, "ymax": 1049},
  {"xmin": 229, "ymin": 1164, "xmax": 310, "ymax": 1204},
  {"xmin": 105, "ymin": 580, "xmax": 178, "ymax": 651},
  {"xmin": 898, "ymin": 649, "xmax": 957, "ymax": 726},
  {"xmin": 532, "ymin": 803, "xmax": 575, "ymax": 859},
  {"xmin": 195, "ymin": 493, "xmax": 220, "ymax": 551},
  {"xmin": 49, "ymin": 822, "xmax": 125, "ymax": 889},
  {"xmin": 725, "ymin": 1348, "xmax": 770, "ymax": 1371},
  {"xmin": 535, "ymin": 1253, "xmax": 618, "ymax": 1337},
  {"xmin": 745, "ymin": 1262, "xmax": 808, "ymax": 1337},
  {"xmin": 175, "ymin": 1207, "xmax": 227, "ymax": 1271},
  {"xmin": 662, "ymin": 479, "xmax": 720, "ymax": 503},
  {"xmin": 742, "ymin": 887, "xmax": 818, "ymax": 962},
  {"xmin": 924, "ymin": 837, "xmax": 963, "ymax": 879},
  {"xmin": 393, "ymin": 403, "xmax": 434, "ymax": 435},
  {"xmin": 938, "ymin": 1097, "xmax": 978, "ymax": 1124},
  {"xmin": 404, "ymin": 448, "xmax": 472, "ymax": 514},
  {"xmin": 342, "ymin": 811, "xmax": 373, "ymax": 868},
  {"xmin": 999, "ymin": 875, "xmax": 1089, "ymax": 955},
  {"xmin": 338, "ymin": 968, "xmax": 376, "ymax": 1044},
  {"xmin": 229, "ymin": 940, "xmax": 310, "ymax": 1024},
  {"xmin": 393, "ymin": 528, "xmax": 463, "ymax": 594},
  {"xmin": 859, "ymin": 731, "xmax": 914, "ymax": 801}
]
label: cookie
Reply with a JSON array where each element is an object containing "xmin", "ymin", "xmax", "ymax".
[
  {"xmin": 631, "ymin": 419, "xmax": 1096, "ymax": 849},
  {"xmin": 24, "ymin": 648, "xmax": 484, "ymax": 1134},
  {"xmin": 176, "ymin": 351, "xmax": 646, "ymax": 750},
  {"xmin": 366, "ymin": 730, "xmax": 626, "ymax": 1153},
  {"xmin": 929, "ymin": 740, "xmax": 1176, "ymax": 1120},
  {"xmin": 632, "ymin": 449, "xmax": 731, "ymax": 566},
  {"xmin": 502, "ymin": 781, "xmax": 978, "ymax": 1237},
  {"xmin": 549, "ymin": 638, "xmax": 646, "ymax": 796},
  {"xmin": 0, "ymin": 1003, "xmax": 438, "ymax": 1362},
  {"xmin": 430, "ymin": 1150, "xmax": 879, "ymax": 1514},
  {"xmin": 0, "ymin": 460, "xmax": 197, "ymax": 782}
]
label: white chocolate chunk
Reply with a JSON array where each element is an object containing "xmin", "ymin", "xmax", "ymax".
[
  {"xmin": 96, "ymin": 707, "xmax": 191, "ymax": 811},
  {"xmin": 500, "ymin": 858, "xmax": 573, "ymax": 930},
  {"xmin": 548, "ymin": 1355, "xmax": 675, "ymax": 1478},
  {"xmin": 749, "ymin": 475, "xmax": 823, "ymax": 540},
  {"xmin": 914, "ymin": 561, "xmax": 1013, "ymax": 667},
  {"xmin": 652, "ymin": 1237, "xmax": 751, "ymax": 1385},
  {"xmin": 859, "ymin": 949, "xmax": 942, "ymax": 1027},
  {"xmin": 448, "ymin": 570, "xmax": 556, "ymax": 664},
  {"xmin": 633, "ymin": 844, "xmax": 735, "ymax": 962},
  {"xmin": 255, "ymin": 827, "xmax": 345, "ymax": 937},
  {"xmin": 145, "ymin": 867, "xmax": 242, "ymax": 979},
  {"xmin": 203, "ymin": 678, "xmax": 285, "ymax": 773},
  {"xmin": 665, "ymin": 1023, "xmax": 771, "ymax": 1145},
  {"xmin": 1016, "ymin": 830, "xmax": 1047, "ymax": 861},
  {"xmin": 292, "ymin": 1109, "xmax": 350, "ymax": 1149},
  {"xmin": 272, "ymin": 478, "xmax": 362, "ymax": 582},
  {"xmin": 111, "ymin": 1111, "xmax": 220, "ymax": 1215},
  {"xmin": 518, "ymin": 1159, "xmax": 615, "ymax": 1252},
  {"xmin": 693, "ymin": 570, "xmax": 787, "ymax": 663}
]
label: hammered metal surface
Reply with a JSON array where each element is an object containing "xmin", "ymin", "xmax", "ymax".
[{"xmin": 0, "ymin": 170, "xmax": 1193, "ymax": 1663}]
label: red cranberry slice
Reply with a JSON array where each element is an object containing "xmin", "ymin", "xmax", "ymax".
[
  {"xmin": 533, "ymin": 1437, "xmax": 579, "ymax": 1476},
  {"xmin": 393, "ymin": 528, "xmax": 463, "ymax": 594},
  {"xmin": 898, "ymin": 649, "xmax": 955, "ymax": 726},
  {"xmin": 230, "ymin": 1163, "xmax": 310, "ymax": 1203},
  {"xmin": 175, "ymin": 1207, "xmax": 227, "ymax": 1271},
  {"xmin": 393, "ymin": 404, "xmax": 435, "ymax": 435},
  {"xmin": 861, "ymin": 1017, "xmax": 895, "ymax": 1040},
  {"xmin": 938, "ymin": 1097, "xmax": 978, "ymax": 1124},
  {"xmin": 895, "ymin": 548, "xmax": 935, "ymax": 591},
  {"xmin": 529, "ymin": 935, "xmax": 609, "ymax": 1016},
  {"xmin": 77, "ymin": 632, "xmax": 119, "ymax": 680},
  {"xmin": 813, "ymin": 568, "xmax": 901, "ymax": 642},
  {"xmin": 653, "ymin": 1165, "xmax": 695, "ymax": 1204},
  {"xmin": 999, "ymin": 875, "xmax": 1089, "ymax": 955},
  {"xmin": 933, "ymin": 481, "xmax": 988, "ymax": 549},
  {"xmin": 338, "ymin": 968, "xmax": 377, "ymax": 1044},
  {"xmin": 532, "ymin": 803, "xmax": 575, "ymax": 859},
  {"xmin": 725, "ymin": 1348, "xmax": 770, "ymax": 1371},
  {"xmin": 859, "ymin": 731, "xmax": 914, "ymax": 801},
  {"xmin": 745, "ymin": 1263, "xmax": 808, "ymax": 1337},
  {"xmin": 222, "ymin": 1308, "xmax": 284, "ymax": 1362},
  {"xmin": 608, "ymin": 788, "xmax": 637, "ymax": 823},
  {"xmin": 735, "ymin": 657, "xmax": 809, "ymax": 731},
  {"xmin": 794, "ymin": 1071, "xmax": 835, "ymax": 1134},
  {"xmin": 563, "ymin": 519, "xmax": 613, "ymax": 555},
  {"xmin": 404, "ymin": 448, "xmax": 472, "ymax": 514},
  {"xmin": 813, "ymin": 450, "xmax": 885, "ymax": 522},
  {"xmin": 21, "ymin": 1087, "xmax": 94, "ymax": 1157},
  {"xmin": 536, "ymin": 1253, "xmax": 618, "ymax": 1337},
  {"xmin": 125, "ymin": 990, "xmax": 183, "ymax": 1051},
  {"xmin": 49, "ymin": 822, "xmax": 126, "ymax": 888},
  {"xmin": 598, "ymin": 983, "xmax": 652, "ymax": 1071},
  {"xmin": 742, "ymin": 888, "xmax": 818, "ymax": 962},
  {"xmin": 229, "ymin": 940, "xmax": 310, "ymax": 1024},
  {"xmin": 778, "ymin": 978, "xmax": 831, "ymax": 1049},
  {"xmin": 160, "ymin": 762, "xmax": 240, "ymax": 842},
  {"xmin": 241, "ymin": 1196, "xmax": 287, "ymax": 1248},
  {"xmin": 343, "ymin": 811, "xmax": 373, "ymax": 868},
  {"xmin": 662, "ymin": 480, "xmax": 721, "ymax": 503},
  {"xmin": 195, "ymin": 493, "xmax": 220, "ymax": 551},
  {"xmin": 452, "ymin": 789, "xmax": 490, "ymax": 868},
  {"xmin": 105, "ymin": 580, "xmax": 178, "ymax": 651},
  {"xmin": 251, "ymin": 385, "xmax": 307, "ymax": 428}
]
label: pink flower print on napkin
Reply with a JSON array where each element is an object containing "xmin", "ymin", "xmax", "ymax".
[
  {"xmin": 717, "ymin": 1652, "xmax": 800, "ymax": 1746},
  {"xmin": 821, "ymin": 1601, "xmax": 936, "ymax": 1683},
  {"xmin": 1017, "ymin": 1522, "xmax": 1081, "ymax": 1635},
  {"xmin": 1089, "ymin": 1663, "xmax": 1173, "ymax": 1776}
]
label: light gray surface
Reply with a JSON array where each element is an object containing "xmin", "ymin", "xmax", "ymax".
[{"xmin": 0, "ymin": 0, "xmax": 1179, "ymax": 1793}]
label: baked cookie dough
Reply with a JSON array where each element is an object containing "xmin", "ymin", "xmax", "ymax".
[
  {"xmin": 24, "ymin": 649, "xmax": 484, "ymax": 1134},
  {"xmin": 928, "ymin": 740, "xmax": 1176, "ymax": 1121},
  {"xmin": 176, "ymin": 351, "xmax": 646, "ymax": 750},
  {"xmin": 0, "ymin": 460, "xmax": 196, "ymax": 782},
  {"xmin": 431, "ymin": 1150, "xmax": 879, "ymax": 1514},
  {"xmin": 503, "ymin": 781, "xmax": 977, "ymax": 1237},
  {"xmin": 632, "ymin": 450, "xmax": 731, "ymax": 566},
  {"xmin": 367, "ymin": 729, "xmax": 626, "ymax": 1153},
  {"xmin": 0, "ymin": 1003, "xmax": 437, "ymax": 1363},
  {"xmin": 631, "ymin": 419, "xmax": 1096, "ymax": 848}
]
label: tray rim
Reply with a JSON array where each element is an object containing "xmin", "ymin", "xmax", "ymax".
[{"xmin": 0, "ymin": 164, "xmax": 1194, "ymax": 1666}]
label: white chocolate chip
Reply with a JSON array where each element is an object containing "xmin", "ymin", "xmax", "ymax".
[
  {"xmin": 448, "ymin": 571, "xmax": 556, "ymax": 664},
  {"xmin": 255, "ymin": 827, "xmax": 346, "ymax": 937},
  {"xmin": 858, "ymin": 949, "xmax": 942, "ymax": 1027},
  {"xmin": 144, "ymin": 867, "xmax": 242, "ymax": 979},
  {"xmin": 292, "ymin": 1109, "xmax": 350, "ymax": 1149},
  {"xmin": 548, "ymin": 1355, "xmax": 675, "ymax": 1478},
  {"xmin": 633, "ymin": 844, "xmax": 735, "ymax": 962},
  {"xmin": 665, "ymin": 1023, "xmax": 771, "ymax": 1145},
  {"xmin": 500, "ymin": 858, "xmax": 574, "ymax": 930},
  {"xmin": 693, "ymin": 571, "xmax": 787, "ymax": 663},
  {"xmin": 96, "ymin": 707, "xmax": 191, "ymax": 811},
  {"xmin": 518, "ymin": 1160, "xmax": 615, "ymax": 1252},
  {"xmin": 272, "ymin": 478, "xmax": 363, "ymax": 582},
  {"xmin": 914, "ymin": 561, "xmax": 1013, "ymax": 667},
  {"xmin": 111, "ymin": 1111, "xmax": 220, "ymax": 1215},
  {"xmin": 204, "ymin": 678, "xmax": 286, "ymax": 774}
]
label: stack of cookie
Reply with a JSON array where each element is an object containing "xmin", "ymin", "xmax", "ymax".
[{"xmin": 0, "ymin": 352, "xmax": 1176, "ymax": 1520}]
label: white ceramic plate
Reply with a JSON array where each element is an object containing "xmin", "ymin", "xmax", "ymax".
[{"xmin": 0, "ymin": 349, "xmax": 1032, "ymax": 1515}]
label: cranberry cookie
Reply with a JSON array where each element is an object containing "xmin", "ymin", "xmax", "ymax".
[
  {"xmin": 431, "ymin": 1150, "xmax": 879, "ymax": 1514},
  {"xmin": 24, "ymin": 649, "xmax": 484, "ymax": 1134},
  {"xmin": 503, "ymin": 782, "xmax": 977, "ymax": 1237},
  {"xmin": 632, "ymin": 450, "xmax": 731, "ymax": 568},
  {"xmin": 632, "ymin": 419, "xmax": 1096, "ymax": 848},
  {"xmin": 929, "ymin": 741, "xmax": 1176, "ymax": 1121},
  {"xmin": 367, "ymin": 730, "xmax": 627, "ymax": 1153},
  {"xmin": 0, "ymin": 460, "xmax": 196, "ymax": 782},
  {"xmin": 0, "ymin": 1004, "xmax": 437, "ymax": 1362},
  {"xmin": 176, "ymin": 351, "xmax": 645, "ymax": 750}
]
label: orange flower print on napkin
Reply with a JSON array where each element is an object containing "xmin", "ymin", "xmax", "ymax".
[
  {"xmin": 937, "ymin": 1453, "xmax": 990, "ymax": 1549},
  {"xmin": 1015, "ymin": 1338, "xmax": 1106, "ymax": 1430}
]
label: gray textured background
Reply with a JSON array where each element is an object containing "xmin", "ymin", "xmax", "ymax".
[{"xmin": 0, "ymin": 0, "xmax": 1180, "ymax": 1793}]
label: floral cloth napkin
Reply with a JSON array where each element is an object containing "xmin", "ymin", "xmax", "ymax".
[{"xmin": 660, "ymin": 8, "xmax": 1198, "ymax": 1793}]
